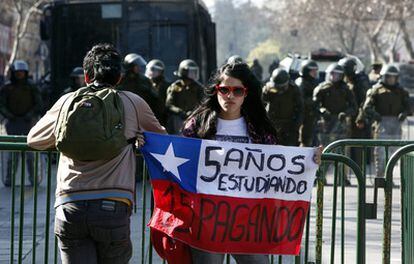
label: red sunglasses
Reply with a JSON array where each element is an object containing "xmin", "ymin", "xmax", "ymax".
[{"xmin": 215, "ymin": 85, "xmax": 247, "ymax": 97}]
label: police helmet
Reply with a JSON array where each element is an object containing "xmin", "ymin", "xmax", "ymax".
[
  {"xmin": 227, "ymin": 55, "xmax": 244, "ymax": 64},
  {"xmin": 380, "ymin": 64, "xmax": 399, "ymax": 77},
  {"xmin": 175, "ymin": 59, "xmax": 199, "ymax": 81},
  {"xmin": 145, "ymin": 59, "xmax": 165, "ymax": 79},
  {"xmin": 325, "ymin": 63, "xmax": 344, "ymax": 83},
  {"xmin": 11, "ymin": 60, "xmax": 29, "ymax": 72},
  {"xmin": 270, "ymin": 68, "xmax": 290, "ymax": 88},
  {"xmin": 70, "ymin": 67, "xmax": 84, "ymax": 77},
  {"xmin": 380, "ymin": 64, "xmax": 399, "ymax": 87},
  {"xmin": 123, "ymin": 53, "xmax": 147, "ymax": 72},
  {"xmin": 299, "ymin": 60, "xmax": 318, "ymax": 78},
  {"xmin": 338, "ymin": 57, "xmax": 357, "ymax": 76}
]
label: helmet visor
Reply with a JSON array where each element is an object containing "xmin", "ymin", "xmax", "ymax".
[
  {"xmin": 384, "ymin": 75, "xmax": 398, "ymax": 86},
  {"xmin": 187, "ymin": 67, "xmax": 199, "ymax": 81},
  {"xmin": 145, "ymin": 66, "xmax": 162, "ymax": 79},
  {"xmin": 309, "ymin": 69, "xmax": 319, "ymax": 79},
  {"xmin": 328, "ymin": 71, "xmax": 343, "ymax": 83}
]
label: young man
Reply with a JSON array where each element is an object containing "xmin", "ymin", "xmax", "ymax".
[{"xmin": 27, "ymin": 43, "xmax": 166, "ymax": 263}]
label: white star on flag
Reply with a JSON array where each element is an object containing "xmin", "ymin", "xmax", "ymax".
[{"xmin": 150, "ymin": 142, "xmax": 190, "ymax": 181}]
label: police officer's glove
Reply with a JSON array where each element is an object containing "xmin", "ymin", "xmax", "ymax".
[
  {"xmin": 398, "ymin": 112, "xmax": 407, "ymax": 122},
  {"xmin": 338, "ymin": 112, "xmax": 347, "ymax": 122}
]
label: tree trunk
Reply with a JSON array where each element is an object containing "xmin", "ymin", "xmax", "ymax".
[{"xmin": 400, "ymin": 19, "xmax": 414, "ymax": 60}]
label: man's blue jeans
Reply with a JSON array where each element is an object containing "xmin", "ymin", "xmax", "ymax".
[{"xmin": 54, "ymin": 199, "xmax": 132, "ymax": 264}]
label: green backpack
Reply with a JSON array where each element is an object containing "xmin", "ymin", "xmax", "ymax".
[{"xmin": 55, "ymin": 85, "xmax": 129, "ymax": 161}]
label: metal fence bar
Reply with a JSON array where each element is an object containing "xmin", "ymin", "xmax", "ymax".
[
  {"xmin": 44, "ymin": 152, "xmax": 53, "ymax": 264},
  {"xmin": 141, "ymin": 163, "xmax": 147, "ymax": 264},
  {"xmin": 382, "ymin": 144, "xmax": 414, "ymax": 264},
  {"xmin": 399, "ymin": 157, "xmax": 405, "ymax": 264},
  {"xmin": 319, "ymin": 153, "xmax": 366, "ymax": 264},
  {"xmin": 18, "ymin": 152, "xmax": 26, "ymax": 264},
  {"xmin": 304, "ymin": 209, "xmax": 311, "ymax": 263},
  {"xmin": 10, "ymin": 153, "xmax": 17, "ymax": 264},
  {"xmin": 330, "ymin": 161, "xmax": 339, "ymax": 264},
  {"xmin": 0, "ymin": 135, "xmax": 27, "ymax": 143},
  {"xmin": 32, "ymin": 153, "xmax": 39, "ymax": 264},
  {"xmin": 315, "ymin": 165, "xmax": 325, "ymax": 264}
]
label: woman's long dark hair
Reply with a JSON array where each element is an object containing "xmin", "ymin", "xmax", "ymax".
[{"xmin": 185, "ymin": 62, "xmax": 276, "ymax": 139}]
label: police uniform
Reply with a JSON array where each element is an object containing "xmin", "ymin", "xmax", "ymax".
[
  {"xmin": 296, "ymin": 76, "xmax": 318, "ymax": 146},
  {"xmin": 119, "ymin": 72, "xmax": 159, "ymax": 114},
  {"xmin": 313, "ymin": 81, "xmax": 357, "ymax": 146},
  {"xmin": 262, "ymin": 81, "xmax": 303, "ymax": 146},
  {"xmin": 149, "ymin": 76, "xmax": 170, "ymax": 125},
  {"xmin": 0, "ymin": 80, "xmax": 41, "ymax": 186},
  {"xmin": 344, "ymin": 72, "xmax": 372, "ymax": 167},
  {"xmin": 165, "ymin": 79, "xmax": 204, "ymax": 134},
  {"xmin": 357, "ymin": 83, "xmax": 411, "ymax": 177}
]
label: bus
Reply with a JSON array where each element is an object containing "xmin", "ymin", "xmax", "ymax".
[{"xmin": 40, "ymin": 0, "xmax": 217, "ymax": 101}]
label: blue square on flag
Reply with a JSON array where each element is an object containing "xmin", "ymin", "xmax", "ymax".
[{"xmin": 141, "ymin": 132, "xmax": 201, "ymax": 193}]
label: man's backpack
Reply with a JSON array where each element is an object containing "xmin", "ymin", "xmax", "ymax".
[{"xmin": 55, "ymin": 85, "xmax": 129, "ymax": 161}]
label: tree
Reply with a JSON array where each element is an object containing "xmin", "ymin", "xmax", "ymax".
[
  {"xmin": 269, "ymin": 0, "xmax": 414, "ymax": 63},
  {"xmin": 3, "ymin": 0, "xmax": 50, "ymax": 76},
  {"xmin": 246, "ymin": 39, "xmax": 281, "ymax": 77}
]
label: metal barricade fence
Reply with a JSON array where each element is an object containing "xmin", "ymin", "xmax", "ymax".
[
  {"xmin": 0, "ymin": 138, "xmax": 368, "ymax": 264},
  {"xmin": 382, "ymin": 144, "xmax": 414, "ymax": 264},
  {"xmin": 323, "ymin": 139, "xmax": 414, "ymax": 264}
]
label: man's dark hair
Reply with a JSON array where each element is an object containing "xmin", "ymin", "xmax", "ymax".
[{"xmin": 83, "ymin": 43, "xmax": 121, "ymax": 85}]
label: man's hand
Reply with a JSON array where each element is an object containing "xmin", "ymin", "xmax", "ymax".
[{"xmin": 136, "ymin": 132, "xmax": 145, "ymax": 149}]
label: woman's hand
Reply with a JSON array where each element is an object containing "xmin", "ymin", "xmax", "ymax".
[
  {"xmin": 313, "ymin": 145, "xmax": 323, "ymax": 165},
  {"xmin": 136, "ymin": 132, "xmax": 145, "ymax": 149}
]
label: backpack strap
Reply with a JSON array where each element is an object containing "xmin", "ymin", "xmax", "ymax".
[
  {"xmin": 53, "ymin": 93, "xmax": 75, "ymax": 136},
  {"xmin": 120, "ymin": 91, "xmax": 141, "ymax": 146}
]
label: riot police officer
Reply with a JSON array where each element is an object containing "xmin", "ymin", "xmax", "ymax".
[
  {"xmin": 0, "ymin": 60, "xmax": 41, "ymax": 186},
  {"xmin": 61, "ymin": 67, "xmax": 85, "ymax": 95},
  {"xmin": 145, "ymin": 59, "xmax": 170, "ymax": 125},
  {"xmin": 338, "ymin": 57, "xmax": 371, "ymax": 107},
  {"xmin": 339, "ymin": 57, "xmax": 372, "ymax": 168},
  {"xmin": 262, "ymin": 68, "xmax": 303, "ymax": 146},
  {"xmin": 313, "ymin": 63, "xmax": 357, "ymax": 147},
  {"xmin": 165, "ymin": 59, "xmax": 204, "ymax": 134},
  {"xmin": 356, "ymin": 65, "xmax": 411, "ymax": 178},
  {"xmin": 119, "ymin": 53, "xmax": 158, "ymax": 113},
  {"xmin": 295, "ymin": 60, "xmax": 319, "ymax": 146}
]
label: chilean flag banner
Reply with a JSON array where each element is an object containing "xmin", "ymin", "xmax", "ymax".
[{"xmin": 141, "ymin": 132, "xmax": 318, "ymax": 255}]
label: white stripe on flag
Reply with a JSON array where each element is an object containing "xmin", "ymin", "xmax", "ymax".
[{"xmin": 196, "ymin": 140, "xmax": 318, "ymax": 201}]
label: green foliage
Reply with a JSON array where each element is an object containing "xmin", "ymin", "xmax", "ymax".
[{"xmin": 247, "ymin": 39, "xmax": 281, "ymax": 76}]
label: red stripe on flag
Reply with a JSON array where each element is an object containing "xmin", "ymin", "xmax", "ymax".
[{"xmin": 149, "ymin": 180, "xmax": 310, "ymax": 255}]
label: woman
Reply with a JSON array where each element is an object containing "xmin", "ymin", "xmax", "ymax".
[{"xmin": 182, "ymin": 62, "xmax": 279, "ymax": 264}]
